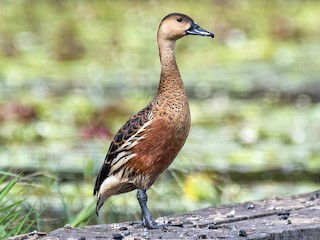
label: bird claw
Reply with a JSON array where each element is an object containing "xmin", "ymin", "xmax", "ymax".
[
  {"xmin": 134, "ymin": 219, "xmax": 170, "ymax": 229},
  {"xmin": 146, "ymin": 221, "xmax": 168, "ymax": 229},
  {"xmin": 132, "ymin": 220, "xmax": 144, "ymax": 228}
]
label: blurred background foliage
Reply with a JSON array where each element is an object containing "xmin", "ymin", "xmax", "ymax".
[{"xmin": 0, "ymin": 0, "xmax": 319, "ymax": 234}]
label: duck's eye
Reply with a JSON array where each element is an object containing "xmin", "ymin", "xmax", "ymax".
[{"xmin": 177, "ymin": 17, "xmax": 182, "ymax": 22}]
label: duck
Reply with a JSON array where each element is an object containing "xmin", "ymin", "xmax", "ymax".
[{"xmin": 93, "ymin": 12, "xmax": 214, "ymax": 229}]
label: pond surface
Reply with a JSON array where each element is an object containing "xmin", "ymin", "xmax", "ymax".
[{"xmin": 1, "ymin": 60, "xmax": 320, "ymax": 231}]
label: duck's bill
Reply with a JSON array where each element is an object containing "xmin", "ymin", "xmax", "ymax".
[{"xmin": 186, "ymin": 22, "xmax": 214, "ymax": 38}]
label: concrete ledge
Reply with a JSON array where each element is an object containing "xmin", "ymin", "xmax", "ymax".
[{"xmin": 40, "ymin": 191, "xmax": 320, "ymax": 239}]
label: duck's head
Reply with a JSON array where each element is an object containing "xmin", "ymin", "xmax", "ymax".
[{"xmin": 158, "ymin": 13, "xmax": 214, "ymax": 41}]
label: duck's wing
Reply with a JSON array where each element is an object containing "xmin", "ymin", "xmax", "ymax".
[{"xmin": 93, "ymin": 104, "xmax": 154, "ymax": 196}]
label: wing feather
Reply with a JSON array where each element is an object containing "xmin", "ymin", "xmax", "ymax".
[{"xmin": 93, "ymin": 103, "xmax": 153, "ymax": 196}]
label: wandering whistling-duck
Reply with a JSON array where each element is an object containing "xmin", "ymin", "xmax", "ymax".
[{"xmin": 93, "ymin": 13, "xmax": 214, "ymax": 229}]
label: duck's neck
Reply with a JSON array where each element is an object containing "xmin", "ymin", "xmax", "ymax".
[{"xmin": 157, "ymin": 38, "xmax": 185, "ymax": 95}]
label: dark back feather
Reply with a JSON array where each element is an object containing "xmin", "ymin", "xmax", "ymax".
[{"xmin": 93, "ymin": 103, "xmax": 153, "ymax": 196}]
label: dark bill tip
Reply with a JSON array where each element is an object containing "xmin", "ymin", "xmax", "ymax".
[{"xmin": 186, "ymin": 22, "xmax": 214, "ymax": 38}]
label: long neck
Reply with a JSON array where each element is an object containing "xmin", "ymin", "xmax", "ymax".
[{"xmin": 157, "ymin": 37, "xmax": 185, "ymax": 95}]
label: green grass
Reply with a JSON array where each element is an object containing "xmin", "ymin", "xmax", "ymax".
[{"xmin": 0, "ymin": 171, "xmax": 36, "ymax": 238}]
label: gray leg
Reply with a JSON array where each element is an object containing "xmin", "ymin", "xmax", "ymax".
[{"xmin": 137, "ymin": 189, "xmax": 159, "ymax": 229}]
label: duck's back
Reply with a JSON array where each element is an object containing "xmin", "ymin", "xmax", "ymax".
[{"xmin": 94, "ymin": 92, "xmax": 190, "ymax": 195}]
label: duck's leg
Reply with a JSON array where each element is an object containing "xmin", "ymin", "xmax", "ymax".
[{"xmin": 137, "ymin": 189, "xmax": 165, "ymax": 229}]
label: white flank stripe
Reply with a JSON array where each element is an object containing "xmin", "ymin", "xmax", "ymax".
[
  {"xmin": 117, "ymin": 119, "xmax": 153, "ymax": 152},
  {"xmin": 108, "ymin": 118, "xmax": 153, "ymax": 175},
  {"xmin": 109, "ymin": 152, "xmax": 137, "ymax": 175}
]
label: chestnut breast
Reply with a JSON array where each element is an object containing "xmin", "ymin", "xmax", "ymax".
[{"xmin": 128, "ymin": 92, "xmax": 190, "ymax": 187}]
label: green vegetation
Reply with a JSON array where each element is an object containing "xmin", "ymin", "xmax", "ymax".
[
  {"xmin": 0, "ymin": 0, "xmax": 319, "ymax": 234},
  {"xmin": 0, "ymin": 171, "xmax": 36, "ymax": 238}
]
